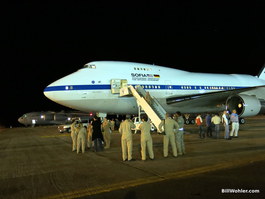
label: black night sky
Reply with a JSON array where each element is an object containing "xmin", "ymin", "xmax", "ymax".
[{"xmin": 2, "ymin": 1, "xmax": 265, "ymax": 126}]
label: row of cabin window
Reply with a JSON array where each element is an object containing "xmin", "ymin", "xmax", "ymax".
[
  {"xmin": 181, "ymin": 86, "xmax": 236, "ymax": 90},
  {"xmin": 136, "ymin": 85, "xmax": 161, "ymax": 89},
  {"xmin": 136, "ymin": 85, "xmax": 237, "ymax": 90},
  {"xmin": 134, "ymin": 67, "xmax": 152, "ymax": 71}
]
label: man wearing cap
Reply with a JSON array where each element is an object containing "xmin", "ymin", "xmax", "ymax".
[
  {"xmin": 159, "ymin": 113, "xmax": 178, "ymax": 158},
  {"xmin": 139, "ymin": 115, "xmax": 154, "ymax": 161},
  {"xmin": 174, "ymin": 111, "xmax": 185, "ymax": 155},
  {"xmin": 119, "ymin": 115, "xmax": 136, "ymax": 161}
]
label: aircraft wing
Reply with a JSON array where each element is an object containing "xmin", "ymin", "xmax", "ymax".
[{"xmin": 166, "ymin": 86, "xmax": 265, "ymax": 108}]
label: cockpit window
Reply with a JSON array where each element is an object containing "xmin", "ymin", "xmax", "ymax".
[{"xmin": 83, "ymin": 64, "xmax": 96, "ymax": 69}]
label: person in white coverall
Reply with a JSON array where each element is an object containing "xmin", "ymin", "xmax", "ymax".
[
  {"xmin": 139, "ymin": 116, "xmax": 154, "ymax": 161},
  {"xmin": 102, "ymin": 118, "xmax": 111, "ymax": 149},
  {"xmin": 159, "ymin": 113, "xmax": 179, "ymax": 158},
  {"xmin": 87, "ymin": 121, "xmax": 93, "ymax": 149},
  {"xmin": 119, "ymin": 115, "xmax": 136, "ymax": 161},
  {"xmin": 75, "ymin": 121, "xmax": 87, "ymax": 154},
  {"xmin": 70, "ymin": 120, "xmax": 78, "ymax": 151}
]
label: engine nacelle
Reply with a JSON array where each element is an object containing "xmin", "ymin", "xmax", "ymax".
[{"xmin": 226, "ymin": 94, "xmax": 265, "ymax": 117}]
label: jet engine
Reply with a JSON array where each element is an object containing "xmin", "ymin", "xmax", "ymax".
[{"xmin": 226, "ymin": 94, "xmax": 265, "ymax": 117}]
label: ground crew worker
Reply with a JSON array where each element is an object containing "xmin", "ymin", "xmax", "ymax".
[
  {"xmin": 230, "ymin": 109, "xmax": 239, "ymax": 138},
  {"xmin": 119, "ymin": 115, "xmax": 136, "ymax": 161},
  {"xmin": 110, "ymin": 119, "xmax": 115, "ymax": 131},
  {"xmin": 195, "ymin": 114, "xmax": 204, "ymax": 139},
  {"xmin": 70, "ymin": 120, "xmax": 78, "ymax": 151},
  {"xmin": 139, "ymin": 115, "xmax": 154, "ymax": 161},
  {"xmin": 75, "ymin": 121, "xmax": 87, "ymax": 154},
  {"xmin": 175, "ymin": 111, "xmax": 185, "ymax": 155},
  {"xmin": 211, "ymin": 113, "xmax": 221, "ymax": 139},
  {"xmin": 159, "ymin": 113, "xmax": 178, "ymax": 158},
  {"xmin": 102, "ymin": 118, "xmax": 111, "ymax": 149},
  {"xmin": 87, "ymin": 121, "xmax": 93, "ymax": 149},
  {"xmin": 222, "ymin": 111, "xmax": 230, "ymax": 140}
]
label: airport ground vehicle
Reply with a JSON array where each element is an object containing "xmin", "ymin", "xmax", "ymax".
[
  {"xmin": 58, "ymin": 123, "xmax": 72, "ymax": 133},
  {"xmin": 58, "ymin": 119, "xmax": 88, "ymax": 133},
  {"xmin": 132, "ymin": 117, "xmax": 156, "ymax": 134}
]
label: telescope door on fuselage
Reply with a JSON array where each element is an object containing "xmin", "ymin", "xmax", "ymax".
[{"xmin": 110, "ymin": 79, "xmax": 128, "ymax": 94}]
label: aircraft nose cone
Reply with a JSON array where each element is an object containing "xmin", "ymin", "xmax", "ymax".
[
  {"xmin": 18, "ymin": 117, "xmax": 24, "ymax": 125},
  {"xmin": 43, "ymin": 78, "xmax": 73, "ymax": 109},
  {"xmin": 43, "ymin": 70, "xmax": 85, "ymax": 109},
  {"xmin": 43, "ymin": 84, "xmax": 53, "ymax": 99},
  {"xmin": 43, "ymin": 83, "xmax": 62, "ymax": 103},
  {"xmin": 43, "ymin": 84, "xmax": 53, "ymax": 101},
  {"xmin": 43, "ymin": 72, "xmax": 74, "ymax": 103}
]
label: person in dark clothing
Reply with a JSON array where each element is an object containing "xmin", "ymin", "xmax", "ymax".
[
  {"xmin": 205, "ymin": 113, "xmax": 213, "ymax": 137},
  {"xmin": 91, "ymin": 116, "xmax": 104, "ymax": 152}
]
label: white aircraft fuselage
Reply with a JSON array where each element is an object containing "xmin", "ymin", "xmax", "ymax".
[{"xmin": 44, "ymin": 61, "xmax": 265, "ymax": 117}]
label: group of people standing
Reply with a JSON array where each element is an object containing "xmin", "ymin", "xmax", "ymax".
[
  {"xmin": 195, "ymin": 109, "xmax": 240, "ymax": 140},
  {"xmin": 71, "ymin": 116, "xmax": 113, "ymax": 154},
  {"xmin": 119, "ymin": 112, "xmax": 186, "ymax": 161},
  {"xmin": 70, "ymin": 111, "xmax": 187, "ymax": 161},
  {"xmin": 158, "ymin": 112, "xmax": 185, "ymax": 158},
  {"xmin": 70, "ymin": 109, "xmax": 239, "ymax": 160}
]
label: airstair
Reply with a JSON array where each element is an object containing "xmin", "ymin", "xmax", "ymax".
[{"xmin": 120, "ymin": 85, "xmax": 166, "ymax": 131}]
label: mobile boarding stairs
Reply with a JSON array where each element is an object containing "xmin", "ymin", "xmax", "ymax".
[{"xmin": 120, "ymin": 85, "xmax": 166, "ymax": 132}]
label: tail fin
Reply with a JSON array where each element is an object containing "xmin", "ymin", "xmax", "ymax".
[{"xmin": 258, "ymin": 65, "xmax": 265, "ymax": 80}]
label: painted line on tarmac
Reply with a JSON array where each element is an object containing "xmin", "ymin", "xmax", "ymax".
[
  {"xmin": 41, "ymin": 134, "xmax": 70, "ymax": 138},
  {"xmin": 42, "ymin": 154, "xmax": 265, "ymax": 199}
]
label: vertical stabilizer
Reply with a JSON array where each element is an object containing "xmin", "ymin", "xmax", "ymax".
[{"xmin": 258, "ymin": 65, "xmax": 265, "ymax": 80}]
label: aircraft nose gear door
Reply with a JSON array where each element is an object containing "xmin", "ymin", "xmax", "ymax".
[{"xmin": 110, "ymin": 79, "xmax": 128, "ymax": 94}]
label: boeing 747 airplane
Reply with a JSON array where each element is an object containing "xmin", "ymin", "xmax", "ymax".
[{"xmin": 44, "ymin": 61, "xmax": 265, "ymax": 120}]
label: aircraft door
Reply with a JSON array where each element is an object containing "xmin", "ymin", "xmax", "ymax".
[
  {"xmin": 110, "ymin": 79, "xmax": 128, "ymax": 94},
  {"xmin": 121, "ymin": 79, "xmax": 128, "ymax": 89}
]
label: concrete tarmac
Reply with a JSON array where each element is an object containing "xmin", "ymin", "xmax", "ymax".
[{"xmin": 0, "ymin": 116, "xmax": 265, "ymax": 199}]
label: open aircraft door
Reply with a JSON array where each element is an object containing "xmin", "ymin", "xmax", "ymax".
[{"xmin": 110, "ymin": 79, "xmax": 128, "ymax": 94}]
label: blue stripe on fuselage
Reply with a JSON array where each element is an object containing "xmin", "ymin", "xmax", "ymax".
[
  {"xmin": 44, "ymin": 84, "xmax": 245, "ymax": 92},
  {"xmin": 44, "ymin": 85, "xmax": 111, "ymax": 92}
]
